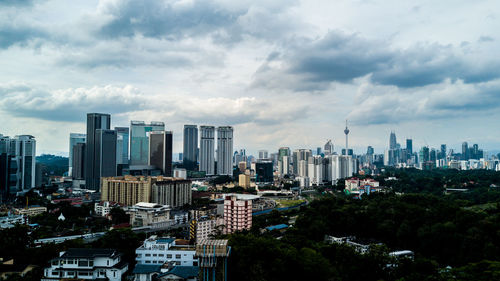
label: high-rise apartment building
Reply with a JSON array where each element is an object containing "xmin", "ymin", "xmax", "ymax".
[
  {"xmin": 151, "ymin": 178, "xmax": 192, "ymax": 208},
  {"xmin": 217, "ymin": 126, "xmax": 233, "ymax": 176},
  {"xmin": 130, "ymin": 121, "xmax": 165, "ymax": 166},
  {"xmin": 183, "ymin": 125, "xmax": 198, "ymax": 171},
  {"xmin": 199, "ymin": 126, "xmax": 215, "ymax": 175},
  {"xmin": 86, "ymin": 113, "xmax": 111, "ymax": 190},
  {"xmin": 101, "ymin": 176, "xmax": 154, "ymax": 206},
  {"xmin": 292, "ymin": 149, "xmax": 312, "ymax": 175},
  {"xmin": 406, "ymin": 139, "xmax": 413, "ymax": 155},
  {"xmin": 68, "ymin": 133, "xmax": 86, "ymax": 177},
  {"xmin": 223, "ymin": 195, "xmax": 252, "ymax": 234},
  {"xmin": 148, "ymin": 131, "xmax": 173, "ymax": 176}
]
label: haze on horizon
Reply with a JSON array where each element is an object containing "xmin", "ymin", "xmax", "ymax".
[{"xmin": 1, "ymin": 0, "xmax": 500, "ymax": 156}]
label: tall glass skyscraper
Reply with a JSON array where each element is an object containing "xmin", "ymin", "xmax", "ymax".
[
  {"xmin": 68, "ymin": 133, "xmax": 86, "ymax": 177},
  {"xmin": 149, "ymin": 131, "xmax": 173, "ymax": 176},
  {"xmin": 199, "ymin": 126, "xmax": 215, "ymax": 175},
  {"xmin": 85, "ymin": 113, "xmax": 111, "ymax": 190},
  {"xmin": 115, "ymin": 127, "xmax": 129, "ymax": 165},
  {"xmin": 130, "ymin": 121, "xmax": 165, "ymax": 166},
  {"xmin": 217, "ymin": 126, "xmax": 233, "ymax": 176},
  {"xmin": 183, "ymin": 125, "xmax": 198, "ymax": 171}
]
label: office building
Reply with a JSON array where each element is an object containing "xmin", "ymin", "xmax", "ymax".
[
  {"xmin": 86, "ymin": 113, "xmax": 111, "ymax": 190},
  {"xmin": 255, "ymin": 160, "xmax": 273, "ymax": 183},
  {"xmin": 68, "ymin": 133, "xmax": 86, "ymax": 177},
  {"xmin": 72, "ymin": 143, "xmax": 85, "ymax": 180},
  {"xmin": 199, "ymin": 126, "xmax": 215, "ymax": 175},
  {"xmin": 278, "ymin": 147, "xmax": 290, "ymax": 161},
  {"xmin": 115, "ymin": 127, "xmax": 129, "ymax": 165},
  {"xmin": 42, "ymin": 248, "xmax": 128, "ymax": 281},
  {"xmin": 217, "ymin": 126, "xmax": 233, "ymax": 176},
  {"xmin": 223, "ymin": 195, "xmax": 252, "ymax": 234},
  {"xmin": 101, "ymin": 176, "xmax": 155, "ymax": 206},
  {"xmin": 278, "ymin": 155, "xmax": 290, "ymax": 176},
  {"xmin": 0, "ymin": 135, "xmax": 38, "ymax": 193},
  {"xmin": 183, "ymin": 125, "xmax": 198, "ymax": 171},
  {"xmin": 135, "ymin": 235, "xmax": 197, "ymax": 266},
  {"xmin": 151, "ymin": 178, "xmax": 192, "ymax": 208},
  {"xmin": 130, "ymin": 121, "xmax": 165, "ymax": 166},
  {"xmin": 389, "ymin": 131, "xmax": 397, "ymax": 150},
  {"xmin": 406, "ymin": 139, "xmax": 413, "ymax": 155},
  {"xmin": 238, "ymin": 173, "xmax": 251, "ymax": 188},
  {"xmin": 149, "ymin": 131, "xmax": 173, "ymax": 176},
  {"xmin": 258, "ymin": 150, "xmax": 268, "ymax": 159},
  {"xmin": 324, "ymin": 140, "xmax": 334, "ymax": 155}
]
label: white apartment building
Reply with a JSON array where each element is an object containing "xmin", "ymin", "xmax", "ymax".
[
  {"xmin": 42, "ymin": 248, "xmax": 128, "ymax": 281},
  {"xmin": 136, "ymin": 235, "xmax": 198, "ymax": 267}
]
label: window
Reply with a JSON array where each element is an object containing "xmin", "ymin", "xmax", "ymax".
[
  {"xmin": 67, "ymin": 272, "xmax": 75, "ymax": 276},
  {"xmin": 78, "ymin": 260, "xmax": 89, "ymax": 267},
  {"xmin": 51, "ymin": 260, "xmax": 59, "ymax": 266},
  {"xmin": 67, "ymin": 259, "xmax": 74, "ymax": 264},
  {"xmin": 89, "ymin": 260, "xmax": 94, "ymax": 267},
  {"xmin": 145, "ymin": 254, "xmax": 151, "ymax": 257},
  {"xmin": 158, "ymin": 254, "xmax": 164, "ymax": 257},
  {"xmin": 175, "ymin": 261, "xmax": 181, "ymax": 265},
  {"xmin": 175, "ymin": 254, "xmax": 181, "ymax": 259},
  {"xmin": 167, "ymin": 254, "xmax": 172, "ymax": 258},
  {"xmin": 145, "ymin": 261, "xmax": 151, "ymax": 264},
  {"xmin": 153, "ymin": 254, "xmax": 157, "ymax": 257}
]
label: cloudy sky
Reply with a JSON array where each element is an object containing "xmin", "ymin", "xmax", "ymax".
[{"xmin": 1, "ymin": 0, "xmax": 500, "ymax": 156}]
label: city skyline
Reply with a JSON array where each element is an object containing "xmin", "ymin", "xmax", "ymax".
[{"xmin": 1, "ymin": 1, "xmax": 500, "ymax": 156}]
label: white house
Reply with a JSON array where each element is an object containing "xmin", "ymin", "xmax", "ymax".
[{"xmin": 41, "ymin": 248, "xmax": 128, "ymax": 281}]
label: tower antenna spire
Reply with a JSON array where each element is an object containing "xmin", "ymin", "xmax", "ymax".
[{"xmin": 344, "ymin": 120, "xmax": 350, "ymax": 156}]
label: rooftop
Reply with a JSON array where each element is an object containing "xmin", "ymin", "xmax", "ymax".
[
  {"xmin": 266, "ymin": 224, "xmax": 289, "ymax": 231},
  {"xmin": 132, "ymin": 264, "xmax": 162, "ymax": 274},
  {"xmin": 59, "ymin": 248, "xmax": 120, "ymax": 259},
  {"xmin": 160, "ymin": 266, "xmax": 199, "ymax": 279}
]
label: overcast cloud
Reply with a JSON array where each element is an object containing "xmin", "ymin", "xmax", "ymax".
[{"xmin": 1, "ymin": 0, "xmax": 499, "ymax": 155}]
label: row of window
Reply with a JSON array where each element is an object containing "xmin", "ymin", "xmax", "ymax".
[{"xmin": 141, "ymin": 253, "xmax": 183, "ymax": 259}]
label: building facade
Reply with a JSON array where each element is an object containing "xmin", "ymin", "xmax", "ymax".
[
  {"xmin": 100, "ymin": 176, "xmax": 155, "ymax": 206},
  {"xmin": 149, "ymin": 131, "xmax": 173, "ymax": 176},
  {"xmin": 130, "ymin": 121, "xmax": 165, "ymax": 166},
  {"xmin": 199, "ymin": 126, "xmax": 215, "ymax": 176},
  {"xmin": 42, "ymin": 248, "xmax": 128, "ymax": 281},
  {"xmin": 223, "ymin": 195, "xmax": 252, "ymax": 234},
  {"xmin": 68, "ymin": 133, "xmax": 86, "ymax": 177},
  {"xmin": 85, "ymin": 113, "xmax": 111, "ymax": 190},
  {"xmin": 151, "ymin": 179, "xmax": 192, "ymax": 208},
  {"xmin": 216, "ymin": 126, "xmax": 233, "ymax": 176},
  {"xmin": 183, "ymin": 125, "xmax": 198, "ymax": 171},
  {"xmin": 136, "ymin": 236, "xmax": 197, "ymax": 266}
]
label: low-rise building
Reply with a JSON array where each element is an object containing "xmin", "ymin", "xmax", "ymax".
[
  {"xmin": 136, "ymin": 236, "xmax": 197, "ymax": 267},
  {"xmin": 15, "ymin": 206, "xmax": 47, "ymax": 217},
  {"xmin": 94, "ymin": 201, "xmax": 121, "ymax": 218},
  {"xmin": 189, "ymin": 217, "xmax": 224, "ymax": 243},
  {"xmin": 0, "ymin": 215, "xmax": 26, "ymax": 229},
  {"xmin": 127, "ymin": 202, "xmax": 171, "ymax": 228},
  {"xmin": 41, "ymin": 248, "xmax": 128, "ymax": 281}
]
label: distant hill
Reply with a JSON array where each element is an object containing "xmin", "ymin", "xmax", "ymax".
[{"xmin": 36, "ymin": 154, "xmax": 68, "ymax": 177}]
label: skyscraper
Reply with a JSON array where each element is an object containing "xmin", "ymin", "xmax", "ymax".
[
  {"xmin": 278, "ymin": 147, "xmax": 290, "ymax": 161},
  {"xmin": 258, "ymin": 150, "xmax": 268, "ymax": 159},
  {"xmin": 389, "ymin": 131, "xmax": 397, "ymax": 150},
  {"xmin": 217, "ymin": 126, "xmax": 234, "ymax": 176},
  {"xmin": 14, "ymin": 135, "xmax": 36, "ymax": 191},
  {"xmin": 72, "ymin": 143, "xmax": 85, "ymax": 180},
  {"xmin": 183, "ymin": 125, "xmax": 198, "ymax": 171},
  {"xmin": 115, "ymin": 127, "xmax": 129, "ymax": 165},
  {"xmin": 199, "ymin": 126, "xmax": 215, "ymax": 175},
  {"xmin": 324, "ymin": 140, "xmax": 334, "ymax": 155},
  {"xmin": 149, "ymin": 131, "xmax": 173, "ymax": 176},
  {"xmin": 130, "ymin": 121, "xmax": 165, "ymax": 166},
  {"xmin": 85, "ymin": 113, "xmax": 111, "ymax": 190},
  {"xmin": 68, "ymin": 133, "xmax": 86, "ymax": 177},
  {"xmin": 440, "ymin": 144, "xmax": 447, "ymax": 160},
  {"xmin": 406, "ymin": 139, "xmax": 413, "ymax": 155},
  {"xmin": 292, "ymin": 149, "xmax": 312, "ymax": 175},
  {"xmin": 462, "ymin": 142, "xmax": 469, "ymax": 160}
]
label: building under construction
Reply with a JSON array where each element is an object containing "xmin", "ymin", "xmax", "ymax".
[{"xmin": 195, "ymin": 239, "xmax": 231, "ymax": 281}]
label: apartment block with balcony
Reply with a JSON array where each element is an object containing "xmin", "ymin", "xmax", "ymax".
[{"xmin": 223, "ymin": 195, "xmax": 252, "ymax": 234}]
